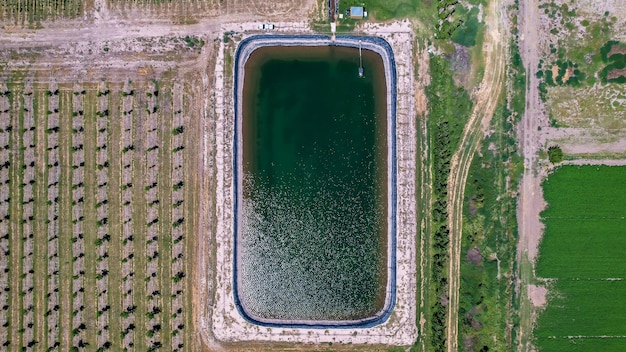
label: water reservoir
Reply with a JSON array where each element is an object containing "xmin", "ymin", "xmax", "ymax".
[{"xmin": 234, "ymin": 38, "xmax": 395, "ymax": 327}]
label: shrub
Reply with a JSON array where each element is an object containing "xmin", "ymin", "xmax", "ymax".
[{"xmin": 547, "ymin": 145, "xmax": 563, "ymax": 163}]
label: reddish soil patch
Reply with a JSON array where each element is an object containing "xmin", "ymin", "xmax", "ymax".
[
  {"xmin": 608, "ymin": 44, "xmax": 626, "ymax": 57},
  {"xmin": 607, "ymin": 67, "xmax": 626, "ymax": 80},
  {"xmin": 468, "ymin": 195, "xmax": 478, "ymax": 216},
  {"xmin": 466, "ymin": 247, "xmax": 482, "ymax": 266},
  {"xmin": 562, "ymin": 66, "xmax": 573, "ymax": 83},
  {"xmin": 551, "ymin": 65, "xmax": 559, "ymax": 84}
]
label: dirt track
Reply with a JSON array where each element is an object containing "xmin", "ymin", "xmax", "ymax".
[
  {"xmin": 516, "ymin": 0, "xmax": 550, "ymax": 349},
  {"xmin": 444, "ymin": 0, "xmax": 506, "ymax": 350}
]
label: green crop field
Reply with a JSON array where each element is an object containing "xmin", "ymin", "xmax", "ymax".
[
  {"xmin": 0, "ymin": 77, "xmax": 201, "ymax": 351},
  {"xmin": 535, "ymin": 165, "xmax": 626, "ymax": 351}
]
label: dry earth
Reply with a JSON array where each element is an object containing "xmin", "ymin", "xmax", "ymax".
[
  {"xmin": 517, "ymin": 0, "xmax": 553, "ymax": 348},
  {"xmin": 527, "ymin": 284, "xmax": 547, "ymax": 308}
]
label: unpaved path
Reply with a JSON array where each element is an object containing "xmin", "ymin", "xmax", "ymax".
[
  {"xmin": 445, "ymin": 0, "xmax": 506, "ymax": 350},
  {"xmin": 517, "ymin": 0, "xmax": 549, "ymax": 348}
]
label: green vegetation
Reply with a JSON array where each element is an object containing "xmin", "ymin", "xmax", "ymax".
[
  {"xmin": 455, "ymin": 21, "xmax": 525, "ymax": 348},
  {"xmin": 458, "ymin": 103, "xmax": 520, "ymax": 351},
  {"xmin": 545, "ymin": 83, "xmax": 626, "ymax": 130},
  {"xmin": 537, "ymin": 166, "xmax": 626, "ymax": 278},
  {"xmin": 338, "ymin": 0, "xmax": 431, "ymax": 22},
  {"xmin": 458, "ymin": 99, "xmax": 522, "ymax": 351},
  {"xmin": 450, "ymin": 6, "xmax": 481, "ymax": 47},
  {"xmin": 599, "ymin": 41, "xmax": 626, "ymax": 83},
  {"xmin": 547, "ymin": 145, "xmax": 563, "ymax": 163},
  {"xmin": 330, "ymin": 0, "xmax": 484, "ymax": 47},
  {"xmin": 183, "ymin": 35, "xmax": 204, "ymax": 49},
  {"xmin": 330, "ymin": 0, "xmax": 431, "ymax": 31},
  {"xmin": 536, "ymin": 1, "xmax": 619, "ymax": 96},
  {"xmin": 510, "ymin": 40, "xmax": 526, "ymax": 119},
  {"xmin": 536, "ymin": 166, "xmax": 626, "ymax": 351},
  {"xmin": 538, "ymin": 336, "xmax": 626, "ymax": 352},
  {"xmin": 426, "ymin": 55, "xmax": 473, "ymax": 351}
]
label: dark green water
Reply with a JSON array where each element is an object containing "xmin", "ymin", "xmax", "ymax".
[{"xmin": 239, "ymin": 46, "xmax": 387, "ymax": 321}]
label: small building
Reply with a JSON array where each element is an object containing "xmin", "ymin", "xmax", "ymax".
[{"xmin": 350, "ymin": 6, "xmax": 364, "ymax": 19}]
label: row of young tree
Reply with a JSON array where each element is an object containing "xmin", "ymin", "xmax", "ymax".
[
  {"xmin": 20, "ymin": 85, "xmax": 38, "ymax": 350},
  {"xmin": 0, "ymin": 85, "xmax": 13, "ymax": 348},
  {"xmin": 0, "ymin": 80, "xmax": 190, "ymax": 351},
  {"xmin": 71, "ymin": 86, "xmax": 89, "ymax": 351},
  {"xmin": 170, "ymin": 82, "xmax": 186, "ymax": 352},
  {"xmin": 46, "ymin": 84, "xmax": 62, "ymax": 351},
  {"xmin": 144, "ymin": 82, "xmax": 164, "ymax": 352},
  {"xmin": 120, "ymin": 83, "xmax": 137, "ymax": 351},
  {"xmin": 95, "ymin": 85, "xmax": 112, "ymax": 351}
]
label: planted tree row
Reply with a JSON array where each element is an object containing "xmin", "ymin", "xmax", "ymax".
[
  {"xmin": 107, "ymin": 0, "xmax": 221, "ymax": 19},
  {"xmin": 0, "ymin": 78, "xmax": 195, "ymax": 351},
  {"xmin": 95, "ymin": 85, "xmax": 112, "ymax": 351},
  {"xmin": 170, "ymin": 82, "xmax": 186, "ymax": 352},
  {"xmin": 0, "ymin": 0, "xmax": 83, "ymax": 27},
  {"xmin": 70, "ymin": 86, "xmax": 88, "ymax": 350},
  {"xmin": 426, "ymin": 57, "xmax": 473, "ymax": 351},
  {"xmin": 120, "ymin": 82, "xmax": 136, "ymax": 351},
  {"xmin": 46, "ymin": 83, "xmax": 62, "ymax": 351},
  {"xmin": 143, "ymin": 82, "xmax": 163, "ymax": 351},
  {"xmin": 0, "ymin": 84, "xmax": 12, "ymax": 349},
  {"xmin": 20, "ymin": 84, "xmax": 38, "ymax": 350}
]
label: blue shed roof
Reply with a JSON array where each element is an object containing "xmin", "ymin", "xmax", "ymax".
[{"xmin": 350, "ymin": 6, "xmax": 364, "ymax": 16}]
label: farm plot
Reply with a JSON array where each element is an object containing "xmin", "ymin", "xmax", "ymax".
[
  {"xmin": 105, "ymin": 0, "xmax": 306, "ymax": 19},
  {"xmin": 1, "ymin": 78, "xmax": 198, "ymax": 351},
  {"xmin": 535, "ymin": 165, "xmax": 626, "ymax": 351},
  {"xmin": 0, "ymin": 0, "xmax": 84, "ymax": 27},
  {"xmin": 107, "ymin": 0, "xmax": 221, "ymax": 18}
]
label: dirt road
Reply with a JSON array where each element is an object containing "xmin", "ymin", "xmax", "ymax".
[
  {"xmin": 444, "ymin": 0, "xmax": 506, "ymax": 350},
  {"xmin": 516, "ymin": 0, "xmax": 549, "ymax": 349}
]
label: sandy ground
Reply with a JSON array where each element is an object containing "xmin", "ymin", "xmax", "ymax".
[
  {"xmin": 516, "ymin": 0, "xmax": 552, "ymax": 348},
  {"xmin": 200, "ymin": 20, "xmax": 419, "ymax": 348},
  {"xmin": 540, "ymin": 127, "xmax": 626, "ymax": 155},
  {"xmin": 527, "ymin": 284, "xmax": 547, "ymax": 308}
]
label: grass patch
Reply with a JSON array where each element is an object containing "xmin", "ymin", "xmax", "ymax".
[
  {"xmin": 546, "ymin": 83, "xmax": 626, "ymax": 130},
  {"xmin": 450, "ymin": 5, "xmax": 482, "ymax": 48},
  {"xmin": 537, "ymin": 336, "xmax": 626, "ymax": 352},
  {"xmin": 535, "ymin": 166, "xmax": 626, "ymax": 350},
  {"xmin": 458, "ymin": 100, "xmax": 522, "ymax": 351},
  {"xmin": 338, "ymin": 0, "xmax": 433, "ymax": 22},
  {"xmin": 537, "ymin": 166, "xmax": 626, "ymax": 278},
  {"xmin": 536, "ymin": 280, "xmax": 626, "ymax": 337}
]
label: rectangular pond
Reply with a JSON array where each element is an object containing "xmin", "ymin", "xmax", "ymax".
[{"xmin": 235, "ymin": 42, "xmax": 392, "ymax": 325}]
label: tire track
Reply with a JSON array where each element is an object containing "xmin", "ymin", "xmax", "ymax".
[{"xmin": 445, "ymin": 0, "xmax": 506, "ymax": 350}]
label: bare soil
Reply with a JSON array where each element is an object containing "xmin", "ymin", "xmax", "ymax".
[
  {"xmin": 527, "ymin": 284, "xmax": 547, "ymax": 308},
  {"xmin": 607, "ymin": 67, "xmax": 626, "ymax": 80},
  {"xmin": 466, "ymin": 247, "xmax": 482, "ymax": 266},
  {"xmin": 608, "ymin": 44, "xmax": 626, "ymax": 57}
]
